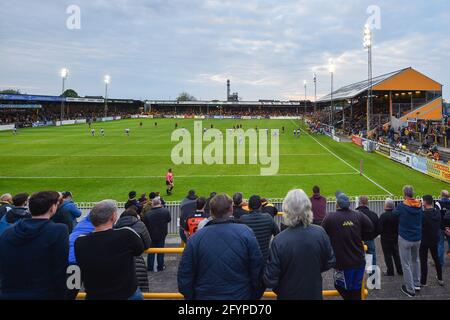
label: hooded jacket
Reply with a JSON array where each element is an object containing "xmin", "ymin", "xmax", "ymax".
[
  {"xmin": 0, "ymin": 202, "xmax": 13, "ymax": 220},
  {"xmin": 421, "ymin": 207, "xmax": 441, "ymax": 246},
  {"xmin": 57, "ymin": 200, "xmax": 82, "ymax": 226},
  {"xmin": 6, "ymin": 206, "xmax": 31, "ymax": 224},
  {"xmin": 114, "ymin": 215, "xmax": 151, "ymax": 292},
  {"xmin": 0, "ymin": 219, "xmax": 69, "ymax": 299},
  {"xmin": 69, "ymin": 215, "xmax": 95, "ymax": 265},
  {"xmin": 179, "ymin": 195, "xmax": 197, "ymax": 230},
  {"xmin": 310, "ymin": 194, "xmax": 327, "ymax": 222},
  {"xmin": 394, "ymin": 199, "xmax": 423, "ymax": 242}
]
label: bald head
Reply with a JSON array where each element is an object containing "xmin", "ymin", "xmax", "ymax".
[
  {"xmin": 441, "ymin": 190, "xmax": 449, "ymax": 199},
  {"xmin": 0, "ymin": 193, "xmax": 12, "ymax": 204},
  {"xmin": 358, "ymin": 195, "xmax": 369, "ymax": 206}
]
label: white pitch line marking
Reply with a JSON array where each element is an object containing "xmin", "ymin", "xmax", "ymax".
[{"xmin": 296, "ymin": 123, "xmax": 393, "ymax": 196}]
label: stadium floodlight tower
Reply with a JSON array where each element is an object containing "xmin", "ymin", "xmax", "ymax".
[
  {"xmin": 363, "ymin": 24, "xmax": 373, "ymax": 135},
  {"xmin": 303, "ymin": 80, "xmax": 307, "ymax": 115},
  {"xmin": 60, "ymin": 68, "xmax": 69, "ymax": 122},
  {"xmin": 313, "ymin": 74, "xmax": 317, "ymax": 113},
  {"xmin": 328, "ymin": 59, "xmax": 335, "ymax": 127},
  {"xmin": 104, "ymin": 75, "xmax": 110, "ymax": 118}
]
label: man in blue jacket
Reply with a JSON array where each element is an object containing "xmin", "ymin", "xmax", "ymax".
[
  {"xmin": 0, "ymin": 191, "xmax": 69, "ymax": 300},
  {"xmin": 58, "ymin": 191, "xmax": 82, "ymax": 229},
  {"xmin": 394, "ymin": 185, "xmax": 423, "ymax": 297},
  {"xmin": 178, "ymin": 193, "xmax": 264, "ymax": 300}
]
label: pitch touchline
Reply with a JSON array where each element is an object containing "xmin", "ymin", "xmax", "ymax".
[
  {"xmin": 0, "ymin": 172, "xmax": 358, "ymax": 179},
  {"xmin": 0, "ymin": 153, "xmax": 329, "ymax": 157},
  {"xmin": 296, "ymin": 123, "xmax": 393, "ymax": 196}
]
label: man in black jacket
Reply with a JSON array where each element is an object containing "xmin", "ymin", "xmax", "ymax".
[
  {"xmin": 0, "ymin": 191, "xmax": 69, "ymax": 300},
  {"xmin": 179, "ymin": 190, "xmax": 197, "ymax": 243},
  {"xmin": 6, "ymin": 193, "xmax": 31, "ymax": 223},
  {"xmin": 379, "ymin": 199, "xmax": 403, "ymax": 276},
  {"xmin": 232, "ymin": 192, "xmax": 248, "ymax": 219},
  {"xmin": 356, "ymin": 195, "xmax": 380, "ymax": 270},
  {"xmin": 75, "ymin": 200, "xmax": 145, "ymax": 300},
  {"xmin": 322, "ymin": 192, "xmax": 373, "ymax": 300},
  {"xmin": 420, "ymin": 195, "xmax": 443, "ymax": 286},
  {"xmin": 261, "ymin": 198, "xmax": 278, "ymax": 218},
  {"xmin": 144, "ymin": 198, "xmax": 172, "ymax": 272},
  {"xmin": 124, "ymin": 191, "xmax": 142, "ymax": 214},
  {"xmin": 239, "ymin": 195, "xmax": 279, "ymax": 263}
]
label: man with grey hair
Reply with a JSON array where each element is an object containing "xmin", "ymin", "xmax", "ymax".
[
  {"xmin": 379, "ymin": 199, "xmax": 403, "ymax": 276},
  {"xmin": 264, "ymin": 189, "xmax": 335, "ymax": 299},
  {"xmin": 394, "ymin": 185, "xmax": 423, "ymax": 297},
  {"xmin": 143, "ymin": 197, "xmax": 171, "ymax": 272},
  {"xmin": 75, "ymin": 200, "xmax": 145, "ymax": 300},
  {"xmin": 0, "ymin": 193, "xmax": 13, "ymax": 220},
  {"xmin": 322, "ymin": 191, "xmax": 373, "ymax": 300}
]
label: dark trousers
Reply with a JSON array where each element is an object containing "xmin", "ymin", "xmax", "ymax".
[
  {"xmin": 147, "ymin": 239, "xmax": 166, "ymax": 271},
  {"xmin": 335, "ymin": 287, "xmax": 361, "ymax": 300},
  {"xmin": 419, "ymin": 242, "xmax": 443, "ymax": 285},
  {"xmin": 381, "ymin": 238, "xmax": 403, "ymax": 275}
]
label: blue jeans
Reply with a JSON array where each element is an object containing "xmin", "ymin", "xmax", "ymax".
[
  {"xmin": 437, "ymin": 231, "xmax": 449, "ymax": 267},
  {"xmin": 147, "ymin": 239, "xmax": 166, "ymax": 271},
  {"xmin": 366, "ymin": 240, "xmax": 377, "ymax": 268},
  {"xmin": 128, "ymin": 288, "xmax": 144, "ymax": 300}
]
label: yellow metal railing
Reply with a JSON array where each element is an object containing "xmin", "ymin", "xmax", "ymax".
[{"xmin": 77, "ymin": 244, "xmax": 370, "ymax": 300}]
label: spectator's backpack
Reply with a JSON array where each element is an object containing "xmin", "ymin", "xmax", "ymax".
[{"xmin": 186, "ymin": 213, "xmax": 208, "ymax": 238}]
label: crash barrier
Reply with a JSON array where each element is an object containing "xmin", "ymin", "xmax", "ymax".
[
  {"xmin": 76, "ymin": 246, "xmax": 369, "ymax": 300},
  {"xmin": 76, "ymin": 197, "xmax": 405, "ymax": 235}
]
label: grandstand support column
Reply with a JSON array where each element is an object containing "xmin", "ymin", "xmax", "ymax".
[{"xmin": 389, "ymin": 91, "xmax": 393, "ymax": 119}]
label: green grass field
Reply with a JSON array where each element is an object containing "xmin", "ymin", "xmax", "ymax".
[{"xmin": 0, "ymin": 118, "xmax": 447, "ymax": 202}]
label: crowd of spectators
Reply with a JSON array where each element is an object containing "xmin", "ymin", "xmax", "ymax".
[{"xmin": 0, "ymin": 185, "xmax": 450, "ymax": 300}]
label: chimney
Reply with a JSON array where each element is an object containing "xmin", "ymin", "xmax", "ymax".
[{"xmin": 227, "ymin": 79, "xmax": 230, "ymax": 101}]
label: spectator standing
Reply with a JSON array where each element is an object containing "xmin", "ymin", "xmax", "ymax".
[
  {"xmin": 356, "ymin": 196, "xmax": 380, "ymax": 270},
  {"xmin": 178, "ymin": 193, "xmax": 263, "ymax": 300},
  {"xmin": 115, "ymin": 208, "xmax": 152, "ymax": 292},
  {"xmin": 75, "ymin": 200, "xmax": 145, "ymax": 300},
  {"xmin": 0, "ymin": 191, "xmax": 69, "ymax": 300},
  {"xmin": 232, "ymin": 192, "xmax": 248, "ymax": 219},
  {"xmin": 240, "ymin": 195, "xmax": 280, "ymax": 263},
  {"xmin": 322, "ymin": 192, "xmax": 373, "ymax": 300},
  {"xmin": 179, "ymin": 190, "xmax": 198, "ymax": 243},
  {"xmin": 261, "ymin": 198, "xmax": 278, "ymax": 218},
  {"xmin": 310, "ymin": 186, "xmax": 327, "ymax": 225},
  {"xmin": 6, "ymin": 193, "xmax": 31, "ymax": 223},
  {"xmin": 420, "ymin": 195, "xmax": 443, "ymax": 286},
  {"xmin": 143, "ymin": 198, "xmax": 171, "ymax": 272},
  {"xmin": 436, "ymin": 190, "xmax": 450, "ymax": 266},
  {"xmin": 394, "ymin": 186, "xmax": 423, "ymax": 297},
  {"xmin": 0, "ymin": 193, "xmax": 13, "ymax": 220},
  {"xmin": 379, "ymin": 199, "xmax": 403, "ymax": 276},
  {"xmin": 125, "ymin": 191, "xmax": 143, "ymax": 214},
  {"xmin": 184, "ymin": 197, "xmax": 209, "ymax": 238},
  {"xmin": 264, "ymin": 189, "xmax": 335, "ymax": 300},
  {"xmin": 204, "ymin": 192, "xmax": 216, "ymax": 216},
  {"xmin": 52, "ymin": 191, "xmax": 82, "ymax": 233}
]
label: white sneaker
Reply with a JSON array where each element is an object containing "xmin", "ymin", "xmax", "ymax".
[{"xmin": 437, "ymin": 277, "xmax": 444, "ymax": 286}]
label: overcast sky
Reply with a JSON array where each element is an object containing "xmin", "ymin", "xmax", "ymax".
[{"xmin": 0, "ymin": 0, "xmax": 449, "ymax": 101}]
